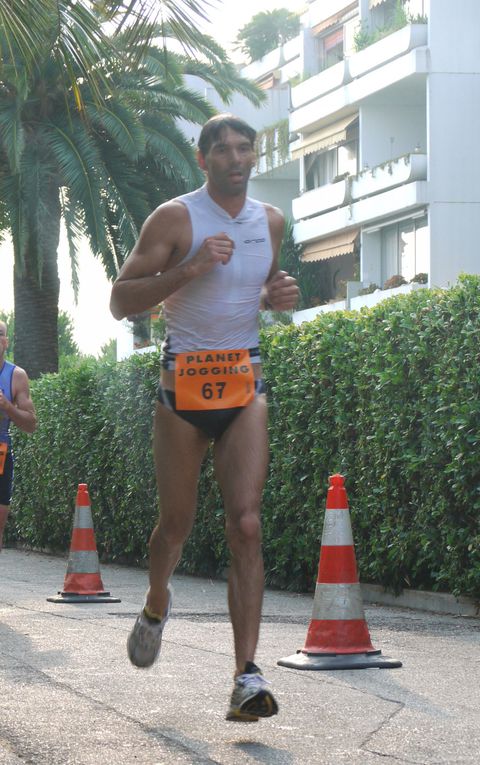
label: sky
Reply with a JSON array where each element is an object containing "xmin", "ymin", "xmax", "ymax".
[{"xmin": 0, "ymin": 0, "xmax": 302, "ymax": 356}]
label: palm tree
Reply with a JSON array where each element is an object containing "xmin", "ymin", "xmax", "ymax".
[
  {"xmin": 0, "ymin": 4, "xmax": 264, "ymax": 377},
  {"xmin": 235, "ymin": 9, "xmax": 300, "ymax": 63}
]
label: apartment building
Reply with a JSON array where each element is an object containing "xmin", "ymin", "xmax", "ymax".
[
  {"xmin": 118, "ymin": 0, "xmax": 480, "ymax": 355},
  {"xmin": 244, "ymin": 0, "xmax": 480, "ymax": 321}
]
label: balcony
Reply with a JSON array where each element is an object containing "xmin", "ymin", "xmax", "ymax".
[
  {"xmin": 294, "ymin": 180, "xmax": 428, "ymax": 245},
  {"xmin": 292, "ymin": 177, "xmax": 350, "ymax": 219},
  {"xmin": 293, "ymin": 152, "xmax": 426, "ymax": 223},
  {"xmin": 349, "ymin": 281, "xmax": 427, "ymax": 311},
  {"xmin": 305, "ymin": 0, "xmax": 354, "ymax": 27},
  {"xmin": 240, "ymin": 37, "xmax": 301, "ymax": 85},
  {"xmin": 348, "ymin": 22, "xmax": 428, "ymax": 80},
  {"xmin": 352, "ymin": 152, "xmax": 427, "ymax": 200},
  {"xmin": 292, "ymin": 281, "xmax": 427, "ymax": 326},
  {"xmin": 253, "ymin": 120, "xmax": 298, "ymax": 179},
  {"xmin": 290, "ymin": 24, "xmax": 428, "ymax": 134},
  {"xmin": 291, "ymin": 60, "xmax": 349, "ymax": 109}
]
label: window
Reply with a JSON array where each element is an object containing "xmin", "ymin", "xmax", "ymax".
[
  {"xmin": 337, "ymin": 136, "xmax": 358, "ymax": 177},
  {"xmin": 305, "ymin": 149, "xmax": 337, "ymax": 190},
  {"xmin": 304, "ymin": 122, "xmax": 358, "ymax": 190},
  {"xmin": 381, "ymin": 215, "xmax": 428, "ymax": 283},
  {"xmin": 319, "ymin": 27, "xmax": 344, "ymax": 70}
]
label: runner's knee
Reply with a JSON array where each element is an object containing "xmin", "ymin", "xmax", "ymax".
[
  {"xmin": 150, "ymin": 514, "xmax": 194, "ymax": 549},
  {"xmin": 226, "ymin": 510, "xmax": 262, "ymax": 551}
]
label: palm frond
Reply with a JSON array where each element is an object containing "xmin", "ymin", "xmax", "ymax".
[
  {"xmin": 0, "ymin": 100, "xmax": 25, "ymax": 173},
  {"xmin": 104, "ymin": 206, "xmax": 128, "ymax": 274},
  {"xmin": 43, "ymin": 120, "xmax": 110, "ymax": 256},
  {"xmin": 136, "ymin": 50, "xmax": 183, "ymax": 88},
  {"xmin": 149, "ymin": 86, "xmax": 215, "ymax": 124},
  {"xmin": 142, "ymin": 116, "xmax": 203, "ymax": 187},
  {"xmin": 99, "ymin": 145, "xmax": 150, "ymax": 258},
  {"xmin": 85, "ymin": 101, "xmax": 146, "ymax": 160},
  {"xmin": 179, "ymin": 58, "xmax": 266, "ymax": 107},
  {"xmin": 0, "ymin": 0, "xmax": 57, "ymax": 73},
  {"xmin": 55, "ymin": 1, "xmax": 116, "ymax": 103},
  {"xmin": 0, "ymin": 172, "xmax": 28, "ymax": 271},
  {"xmin": 109, "ymin": 0, "xmax": 215, "ymax": 53},
  {"xmin": 160, "ymin": 23, "xmax": 230, "ymax": 66},
  {"xmin": 60, "ymin": 188, "xmax": 84, "ymax": 300}
]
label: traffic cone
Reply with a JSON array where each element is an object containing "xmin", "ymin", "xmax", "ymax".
[
  {"xmin": 47, "ymin": 483, "xmax": 120, "ymax": 604},
  {"xmin": 278, "ymin": 474, "xmax": 401, "ymax": 670}
]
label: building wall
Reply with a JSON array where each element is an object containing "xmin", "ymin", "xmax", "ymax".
[
  {"xmin": 429, "ymin": 203, "xmax": 480, "ymax": 288},
  {"xmin": 361, "ymin": 104, "xmax": 426, "ymax": 168},
  {"xmin": 179, "ymin": 76, "xmax": 288, "ymax": 142},
  {"xmin": 248, "ymin": 179, "xmax": 298, "ymax": 218},
  {"xmin": 361, "ymin": 229, "xmax": 382, "ymax": 285},
  {"xmin": 425, "ymin": 0, "xmax": 480, "ymax": 286}
]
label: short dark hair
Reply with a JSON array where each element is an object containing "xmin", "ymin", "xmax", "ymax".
[{"xmin": 198, "ymin": 114, "xmax": 256, "ymax": 157}]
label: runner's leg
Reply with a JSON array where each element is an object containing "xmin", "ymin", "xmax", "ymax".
[
  {"xmin": 147, "ymin": 401, "xmax": 210, "ymax": 616},
  {"xmin": 0, "ymin": 504, "xmax": 9, "ymax": 550},
  {"xmin": 213, "ymin": 393, "xmax": 269, "ymax": 675}
]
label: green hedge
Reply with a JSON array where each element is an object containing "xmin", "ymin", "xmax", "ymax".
[{"xmin": 9, "ymin": 275, "xmax": 480, "ymax": 597}]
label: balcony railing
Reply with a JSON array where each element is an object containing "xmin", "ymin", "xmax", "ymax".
[
  {"xmin": 351, "ymin": 152, "xmax": 427, "ymax": 201},
  {"xmin": 291, "ymin": 24, "xmax": 428, "ymax": 114},
  {"xmin": 291, "ymin": 60, "xmax": 349, "ymax": 109},
  {"xmin": 293, "ymin": 152, "xmax": 427, "ymax": 220}
]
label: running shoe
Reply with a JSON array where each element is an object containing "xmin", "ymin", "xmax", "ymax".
[
  {"xmin": 127, "ymin": 584, "xmax": 172, "ymax": 668},
  {"xmin": 226, "ymin": 661, "xmax": 279, "ymax": 721}
]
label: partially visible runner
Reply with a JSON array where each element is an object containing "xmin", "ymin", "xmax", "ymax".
[
  {"xmin": 0, "ymin": 321, "xmax": 37, "ymax": 550},
  {"xmin": 110, "ymin": 114, "xmax": 299, "ymax": 721}
]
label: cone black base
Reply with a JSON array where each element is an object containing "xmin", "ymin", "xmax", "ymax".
[
  {"xmin": 47, "ymin": 591, "xmax": 121, "ymax": 604},
  {"xmin": 278, "ymin": 649, "xmax": 402, "ymax": 670}
]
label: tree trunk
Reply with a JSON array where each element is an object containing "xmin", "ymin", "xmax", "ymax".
[{"xmin": 13, "ymin": 184, "xmax": 61, "ymax": 379}]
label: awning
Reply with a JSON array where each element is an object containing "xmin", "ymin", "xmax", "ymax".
[
  {"xmin": 369, "ymin": 0, "xmax": 387, "ymax": 8},
  {"xmin": 292, "ymin": 115, "xmax": 358, "ymax": 160},
  {"xmin": 301, "ymin": 229, "xmax": 359, "ymax": 263},
  {"xmin": 312, "ymin": 3, "xmax": 357, "ymax": 35}
]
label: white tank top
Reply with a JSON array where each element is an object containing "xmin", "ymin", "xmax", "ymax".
[{"xmin": 163, "ymin": 185, "xmax": 273, "ymax": 353}]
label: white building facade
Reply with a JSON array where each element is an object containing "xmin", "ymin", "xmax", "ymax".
[
  {"xmin": 242, "ymin": 0, "xmax": 480, "ymax": 320},
  {"xmin": 118, "ymin": 0, "xmax": 480, "ymax": 355}
]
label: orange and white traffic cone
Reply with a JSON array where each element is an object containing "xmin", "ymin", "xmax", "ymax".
[
  {"xmin": 47, "ymin": 483, "xmax": 120, "ymax": 604},
  {"xmin": 278, "ymin": 474, "xmax": 401, "ymax": 669}
]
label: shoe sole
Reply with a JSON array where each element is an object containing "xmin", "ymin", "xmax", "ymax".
[
  {"xmin": 226, "ymin": 689, "xmax": 278, "ymax": 722},
  {"xmin": 126, "ymin": 641, "xmax": 159, "ymax": 668},
  {"xmin": 225, "ymin": 710, "xmax": 259, "ymax": 722}
]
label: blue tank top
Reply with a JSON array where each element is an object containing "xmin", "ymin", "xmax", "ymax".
[{"xmin": 0, "ymin": 360, "xmax": 15, "ymax": 447}]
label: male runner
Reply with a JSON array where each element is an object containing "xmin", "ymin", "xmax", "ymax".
[
  {"xmin": 0, "ymin": 321, "xmax": 37, "ymax": 550},
  {"xmin": 110, "ymin": 114, "xmax": 299, "ymax": 721}
]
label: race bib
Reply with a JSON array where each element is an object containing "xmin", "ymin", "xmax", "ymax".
[
  {"xmin": 175, "ymin": 349, "xmax": 255, "ymax": 411},
  {"xmin": 0, "ymin": 442, "xmax": 7, "ymax": 476}
]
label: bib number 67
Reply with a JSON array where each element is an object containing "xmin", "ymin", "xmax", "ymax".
[{"xmin": 202, "ymin": 382, "xmax": 226, "ymax": 400}]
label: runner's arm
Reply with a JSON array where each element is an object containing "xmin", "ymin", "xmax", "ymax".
[
  {"xmin": 3, "ymin": 368, "xmax": 37, "ymax": 434},
  {"xmin": 110, "ymin": 202, "xmax": 235, "ymax": 320}
]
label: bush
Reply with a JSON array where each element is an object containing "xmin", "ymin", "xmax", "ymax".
[{"xmin": 9, "ymin": 275, "xmax": 480, "ymax": 597}]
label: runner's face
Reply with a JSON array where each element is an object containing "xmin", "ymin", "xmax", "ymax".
[{"xmin": 199, "ymin": 127, "xmax": 255, "ymax": 196}]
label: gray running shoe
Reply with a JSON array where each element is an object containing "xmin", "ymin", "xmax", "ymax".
[
  {"xmin": 127, "ymin": 585, "xmax": 172, "ymax": 668},
  {"xmin": 226, "ymin": 661, "xmax": 279, "ymax": 722}
]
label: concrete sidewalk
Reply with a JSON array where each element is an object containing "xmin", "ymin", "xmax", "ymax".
[{"xmin": 1, "ymin": 549, "xmax": 479, "ymax": 764}]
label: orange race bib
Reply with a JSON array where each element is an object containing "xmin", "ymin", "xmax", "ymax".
[
  {"xmin": 175, "ymin": 349, "xmax": 255, "ymax": 411},
  {"xmin": 0, "ymin": 442, "xmax": 7, "ymax": 476}
]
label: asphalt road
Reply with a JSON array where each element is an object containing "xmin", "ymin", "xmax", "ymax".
[{"xmin": 1, "ymin": 549, "xmax": 479, "ymax": 764}]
